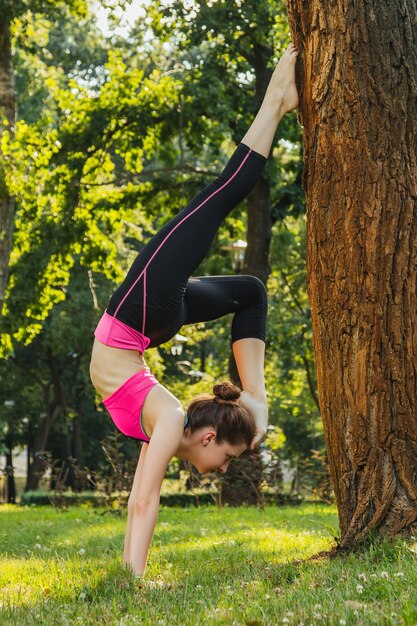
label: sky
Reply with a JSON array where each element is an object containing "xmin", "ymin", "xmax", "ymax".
[{"xmin": 94, "ymin": 1, "xmax": 147, "ymax": 37}]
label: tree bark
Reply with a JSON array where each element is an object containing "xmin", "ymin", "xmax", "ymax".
[
  {"xmin": 0, "ymin": 14, "xmax": 16, "ymax": 323},
  {"xmin": 286, "ymin": 0, "xmax": 417, "ymax": 545}
]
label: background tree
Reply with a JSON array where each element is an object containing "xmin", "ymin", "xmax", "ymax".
[
  {"xmin": 0, "ymin": 0, "xmax": 88, "ymax": 324},
  {"xmin": 286, "ymin": 0, "xmax": 417, "ymax": 545},
  {"xmin": 1, "ymin": 0, "xmax": 326, "ymax": 503}
]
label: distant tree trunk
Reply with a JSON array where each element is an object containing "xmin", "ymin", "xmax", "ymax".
[
  {"xmin": 72, "ymin": 414, "xmax": 85, "ymax": 486},
  {"xmin": 286, "ymin": 0, "xmax": 417, "ymax": 545},
  {"xmin": 4, "ymin": 433, "xmax": 16, "ymax": 504},
  {"xmin": 25, "ymin": 404, "xmax": 61, "ymax": 491},
  {"xmin": 0, "ymin": 15, "xmax": 16, "ymax": 323}
]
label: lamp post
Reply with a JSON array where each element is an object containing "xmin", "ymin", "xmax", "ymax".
[
  {"xmin": 221, "ymin": 239, "xmax": 247, "ymax": 273},
  {"xmin": 170, "ymin": 333, "xmax": 188, "ymax": 356}
]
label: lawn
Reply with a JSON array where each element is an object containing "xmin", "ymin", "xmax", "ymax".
[{"xmin": 1, "ymin": 502, "xmax": 416, "ymax": 625}]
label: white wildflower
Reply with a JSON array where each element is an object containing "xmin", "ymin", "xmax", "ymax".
[
  {"xmin": 356, "ymin": 584, "xmax": 364, "ymax": 593},
  {"xmin": 78, "ymin": 548, "xmax": 85, "ymax": 555},
  {"xmin": 381, "ymin": 571, "xmax": 389, "ymax": 579}
]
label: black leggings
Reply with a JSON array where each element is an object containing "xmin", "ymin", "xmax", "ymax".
[{"xmin": 106, "ymin": 142, "xmax": 268, "ymax": 349}]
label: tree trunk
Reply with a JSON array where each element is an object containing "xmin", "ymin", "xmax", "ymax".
[
  {"xmin": 286, "ymin": 0, "xmax": 417, "ymax": 545},
  {"xmin": 243, "ymin": 175, "xmax": 272, "ymax": 284},
  {"xmin": 25, "ymin": 404, "xmax": 61, "ymax": 491},
  {"xmin": 0, "ymin": 15, "xmax": 16, "ymax": 323}
]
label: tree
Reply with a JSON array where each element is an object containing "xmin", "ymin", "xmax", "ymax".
[
  {"xmin": 286, "ymin": 0, "xmax": 417, "ymax": 544},
  {"xmin": 0, "ymin": 0, "xmax": 87, "ymax": 324}
]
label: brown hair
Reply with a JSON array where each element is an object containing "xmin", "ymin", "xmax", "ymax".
[{"xmin": 186, "ymin": 381, "xmax": 255, "ymax": 447}]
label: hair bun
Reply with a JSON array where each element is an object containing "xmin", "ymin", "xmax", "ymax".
[{"xmin": 213, "ymin": 381, "xmax": 241, "ymax": 402}]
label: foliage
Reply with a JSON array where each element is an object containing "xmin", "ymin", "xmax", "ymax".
[
  {"xmin": 1, "ymin": 48, "xmax": 181, "ymax": 349},
  {"xmin": 19, "ymin": 490, "xmax": 218, "ymax": 508}
]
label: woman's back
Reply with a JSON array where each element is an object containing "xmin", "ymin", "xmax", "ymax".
[{"xmin": 90, "ymin": 337, "xmax": 147, "ymax": 399}]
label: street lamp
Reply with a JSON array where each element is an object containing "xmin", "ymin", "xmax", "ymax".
[
  {"xmin": 170, "ymin": 334, "xmax": 188, "ymax": 356},
  {"xmin": 176, "ymin": 360, "xmax": 205, "ymax": 381},
  {"xmin": 221, "ymin": 239, "xmax": 247, "ymax": 273}
]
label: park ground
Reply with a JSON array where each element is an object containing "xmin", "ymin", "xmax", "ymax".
[{"xmin": 1, "ymin": 502, "xmax": 416, "ymax": 625}]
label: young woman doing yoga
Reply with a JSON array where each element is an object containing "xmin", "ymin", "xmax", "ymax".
[{"xmin": 90, "ymin": 43, "xmax": 299, "ymax": 576}]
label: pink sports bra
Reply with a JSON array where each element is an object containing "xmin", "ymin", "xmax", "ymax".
[
  {"xmin": 94, "ymin": 310, "xmax": 151, "ymax": 353},
  {"xmin": 102, "ymin": 369, "xmax": 159, "ymax": 442}
]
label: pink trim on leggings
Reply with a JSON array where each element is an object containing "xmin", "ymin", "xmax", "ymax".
[
  {"xmin": 142, "ymin": 268, "xmax": 147, "ymax": 336},
  {"xmin": 110, "ymin": 145, "xmax": 254, "ymax": 336}
]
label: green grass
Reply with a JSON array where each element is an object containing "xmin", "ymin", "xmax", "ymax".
[{"xmin": 1, "ymin": 502, "xmax": 416, "ymax": 625}]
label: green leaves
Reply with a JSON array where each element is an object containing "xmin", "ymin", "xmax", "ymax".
[{"xmin": 2, "ymin": 31, "xmax": 182, "ymax": 347}]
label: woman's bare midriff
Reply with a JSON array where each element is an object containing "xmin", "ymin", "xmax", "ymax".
[{"xmin": 90, "ymin": 338, "xmax": 147, "ymax": 400}]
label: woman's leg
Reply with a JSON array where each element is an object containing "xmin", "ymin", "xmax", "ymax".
[
  {"xmin": 106, "ymin": 143, "xmax": 267, "ymax": 347},
  {"xmin": 184, "ymin": 275, "xmax": 268, "ymax": 447},
  {"xmin": 240, "ymin": 42, "xmax": 299, "ymax": 158},
  {"xmin": 106, "ymin": 43, "xmax": 299, "ymax": 349},
  {"xmin": 232, "ymin": 339, "xmax": 268, "ymax": 448}
]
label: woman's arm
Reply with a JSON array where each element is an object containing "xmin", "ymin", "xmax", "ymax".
[
  {"xmin": 123, "ymin": 442, "xmax": 148, "ymax": 565},
  {"xmin": 127, "ymin": 406, "xmax": 184, "ymax": 575}
]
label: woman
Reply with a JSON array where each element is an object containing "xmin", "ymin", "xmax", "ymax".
[{"xmin": 90, "ymin": 43, "xmax": 299, "ymax": 576}]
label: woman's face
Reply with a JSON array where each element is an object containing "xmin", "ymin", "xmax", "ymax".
[{"xmin": 192, "ymin": 432, "xmax": 247, "ymax": 475}]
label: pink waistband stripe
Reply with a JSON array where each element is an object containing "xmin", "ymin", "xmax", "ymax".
[{"xmin": 94, "ymin": 311, "xmax": 151, "ymax": 353}]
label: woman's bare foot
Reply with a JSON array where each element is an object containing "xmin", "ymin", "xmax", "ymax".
[
  {"xmin": 240, "ymin": 390, "xmax": 269, "ymax": 449},
  {"xmin": 265, "ymin": 42, "xmax": 299, "ymax": 115}
]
